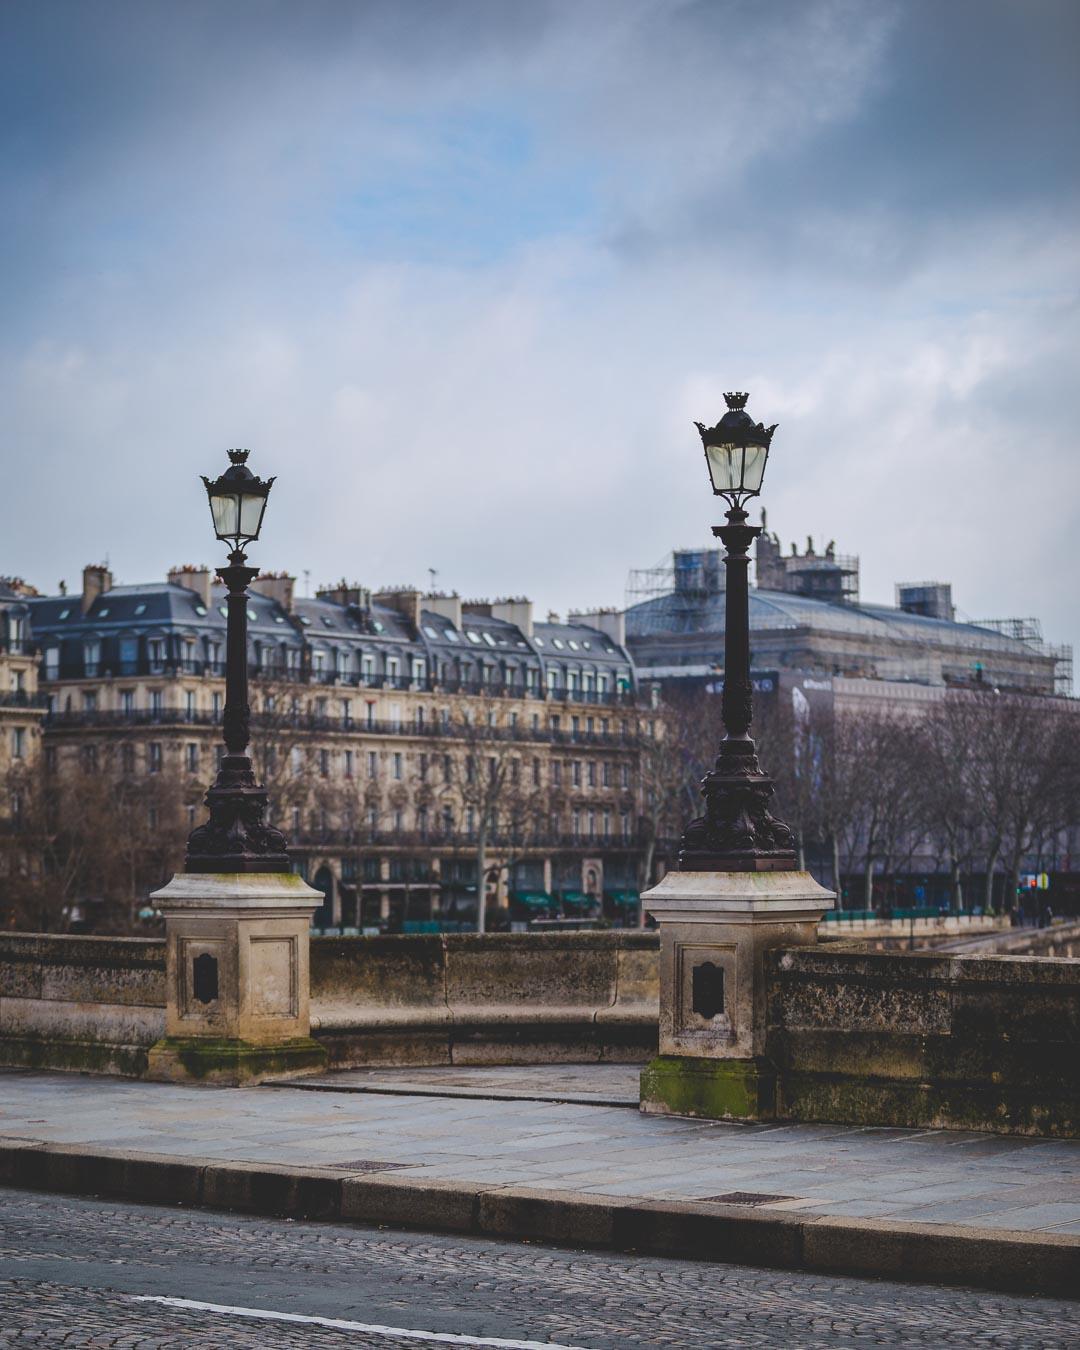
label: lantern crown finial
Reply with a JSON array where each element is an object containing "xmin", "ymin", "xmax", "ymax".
[
  {"xmin": 227, "ymin": 448, "xmax": 250, "ymax": 466},
  {"xmin": 723, "ymin": 392, "xmax": 749, "ymax": 411}
]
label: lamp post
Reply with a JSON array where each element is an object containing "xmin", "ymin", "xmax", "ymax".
[
  {"xmin": 185, "ymin": 448, "xmax": 290, "ymax": 873},
  {"xmin": 678, "ymin": 392, "xmax": 796, "ymax": 872}
]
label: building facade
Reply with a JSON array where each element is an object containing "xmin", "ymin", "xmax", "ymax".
[
  {"xmin": 22, "ymin": 565, "xmax": 646, "ymax": 931},
  {"xmin": 626, "ymin": 523, "xmax": 1071, "ymax": 697},
  {"xmin": 0, "ymin": 580, "xmax": 46, "ymax": 886}
]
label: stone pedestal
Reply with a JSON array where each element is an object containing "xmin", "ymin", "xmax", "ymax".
[
  {"xmin": 639, "ymin": 870, "xmax": 834, "ymax": 1120},
  {"xmin": 146, "ymin": 872, "xmax": 327, "ymax": 1085}
]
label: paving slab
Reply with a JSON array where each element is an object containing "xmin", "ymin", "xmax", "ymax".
[{"xmin": 0, "ymin": 1068, "xmax": 1078, "ymax": 1297}]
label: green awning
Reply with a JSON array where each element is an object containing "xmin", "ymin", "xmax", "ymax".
[
  {"xmin": 606, "ymin": 890, "xmax": 641, "ymax": 906},
  {"xmin": 512, "ymin": 891, "xmax": 555, "ymax": 908},
  {"xmin": 561, "ymin": 890, "xmax": 600, "ymax": 908}
]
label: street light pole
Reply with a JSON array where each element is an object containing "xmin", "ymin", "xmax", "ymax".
[
  {"xmin": 679, "ymin": 393, "xmax": 796, "ymax": 872},
  {"xmin": 185, "ymin": 449, "xmax": 290, "ymax": 874}
]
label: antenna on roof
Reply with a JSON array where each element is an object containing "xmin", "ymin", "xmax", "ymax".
[
  {"xmin": 428, "ymin": 567, "xmax": 438, "ymax": 593},
  {"xmin": 303, "ymin": 569, "xmax": 311, "ymax": 598}
]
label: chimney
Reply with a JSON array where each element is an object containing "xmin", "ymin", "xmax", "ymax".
[
  {"xmin": 569, "ymin": 607, "xmax": 626, "ymax": 648},
  {"xmin": 490, "ymin": 597, "xmax": 533, "ymax": 638},
  {"xmin": 316, "ymin": 579, "xmax": 370, "ymax": 610},
  {"xmin": 424, "ymin": 592, "xmax": 462, "ymax": 630},
  {"xmin": 374, "ymin": 588, "xmax": 422, "ymax": 630},
  {"xmin": 81, "ymin": 563, "xmax": 113, "ymax": 615},
  {"xmin": 251, "ymin": 571, "xmax": 296, "ymax": 613},
  {"xmin": 168, "ymin": 564, "xmax": 213, "ymax": 608}
]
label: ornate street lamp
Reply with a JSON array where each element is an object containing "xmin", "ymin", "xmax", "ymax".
[
  {"xmin": 679, "ymin": 393, "xmax": 796, "ymax": 871},
  {"xmin": 185, "ymin": 449, "xmax": 290, "ymax": 872}
]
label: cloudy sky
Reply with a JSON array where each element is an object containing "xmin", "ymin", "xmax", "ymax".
[{"xmin": 3, "ymin": 0, "xmax": 1078, "ymax": 672}]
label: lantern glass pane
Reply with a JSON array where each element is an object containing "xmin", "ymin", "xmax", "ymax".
[
  {"xmin": 742, "ymin": 444, "xmax": 768, "ymax": 493},
  {"xmin": 210, "ymin": 492, "xmax": 240, "ymax": 539},
  {"xmin": 239, "ymin": 492, "xmax": 266, "ymax": 540},
  {"xmin": 705, "ymin": 443, "xmax": 741, "ymax": 493}
]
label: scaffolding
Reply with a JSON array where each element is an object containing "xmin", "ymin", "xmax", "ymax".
[{"xmin": 972, "ymin": 617, "xmax": 1074, "ymax": 696}]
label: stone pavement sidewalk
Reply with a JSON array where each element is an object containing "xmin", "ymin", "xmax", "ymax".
[{"xmin": 1, "ymin": 1067, "xmax": 1078, "ymax": 1297}]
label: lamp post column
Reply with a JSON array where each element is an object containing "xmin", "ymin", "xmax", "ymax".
[
  {"xmin": 717, "ymin": 507, "xmax": 757, "ymax": 761},
  {"xmin": 220, "ymin": 553, "xmax": 257, "ymax": 763}
]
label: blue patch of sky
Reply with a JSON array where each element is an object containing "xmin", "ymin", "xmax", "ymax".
[{"xmin": 320, "ymin": 107, "xmax": 599, "ymax": 265}]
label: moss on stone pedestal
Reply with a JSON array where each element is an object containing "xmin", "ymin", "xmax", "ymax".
[
  {"xmin": 147, "ymin": 1037, "xmax": 326, "ymax": 1085},
  {"xmin": 640, "ymin": 1055, "xmax": 777, "ymax": 1121}
]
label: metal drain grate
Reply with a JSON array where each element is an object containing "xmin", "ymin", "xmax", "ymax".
[
  {"xmin": 699, "ymin": 1191, "xmax": 797, "ymax": 1206},
  {"xmin": 327, "ymin": 1160, "xmax": 414, "ymax": 1172}
]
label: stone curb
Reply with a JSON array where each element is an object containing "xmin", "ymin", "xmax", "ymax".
[{"xmin": 1, "ymin": 1138, "xmax": 1077, "ymax": 1299}]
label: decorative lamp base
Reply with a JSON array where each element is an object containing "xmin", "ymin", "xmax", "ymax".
[
  {"xmin": 146, "ymin": 1036, "xmax": 326, "ymax": 1086},
  {"xmin": 640, "ymin": 1055, "xmax": 777, "ymax": 1121}
]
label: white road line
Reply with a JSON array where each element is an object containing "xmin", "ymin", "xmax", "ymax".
[{"xmin": 129, "ymin": 1295, "xmax": 590, "ymax": 1349}]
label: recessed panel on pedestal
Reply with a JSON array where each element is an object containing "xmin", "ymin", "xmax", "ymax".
[{"xmin": 249, "ymin": 935, "xmax": 298, "ymax": 1018}]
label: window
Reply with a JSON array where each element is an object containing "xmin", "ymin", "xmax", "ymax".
[
  {"xmin": 45, "ymin": 646, "xmax": 59, "ymax": 679},
  {"xmin": 602, "ymin": 761, "xmax": 611, "ymax": 787},
  {"xmin": 121, "ymin": 690, "xmax": 134, "ymax": 715},
  {"xmin": 549, "ymin": 715, "xmax": 560, "ymax": 733},
  {"xmin": 83, "ymin": 639, "xmax": 101, "ymax": 677},
  {"xmin": 466, "ymin": 808, "xmax": 475, "ymax": 837},
  {"xmin": 186, "ymin": 743, "xmax": 199, "ymax": 773},
  {"xmin": 572, "ymin": 761, "xmax": 581, "ymax": 787},
  {"xmin": 465, "ymin": 756, "xmax": 475, "ymax": 784},
  {"xmin": 291, "ymin": 747, "xmax": 303, "ymax": 776},
  {"xmin": 148, "ymin": 638, "xmax": 165, "ymax": 673},
  {"xmin": 620, "ymin": 811, "xmax": 631, "ymax": 841},
  {"xmin": 415, "ymin": 705, "xmax": 425, "ymax": 729},
  {"xmin": 418, "ymin": 806, "xmax": 429, "ymax": 837},
  {"xmin": 488, "ymin": 756, "xmax": 497, "ymax": 782},
  {"xmin": 341, "ymin": 699, "xmax": 352, "ymax": 725},
  {"xmin": 621, "ymin": 764, "xmax": 630, "ymax": 789},
  {"xmin": 292, "ymin": 807, "xmax": 301, "ymax": 832},
  {"xmin": 394, "ymin": 808, "xmax": 404, "ymax": 832},
  {"xmin": 587, "ymin": 810, "xmax": 596, "ymax": 841},
  {"xmin": 587, "ymin": 761, "xmax": 597, "ymax": 787},
  {"xmin": 533, "ymin": 758, "xmax": 541, "ymax": 786},
  {"xmin": 509, "ymin": 711, "xmax": 518, "ymax": 732},
  {"xmin": 320, "ymin": 748, "xmax": 330, "ymax": 777},
  {"xmin": 571, "ymin": 716, "xmax": 580, "ymax": 738},
  {"xmin": 442, "ymin": 754, "xmax": 452, "ymax": 783},
  {"xmin": 571, "ymin": 809, "xmax": 581, "ymax": 840},
  {"xmin": 213, "ymin": 692, "xmax": 222, "ymax": 718},
  {"xmin": 82, "ymin": 690, "xmax": 97, "ymax": 712},
  {"xmin": 185, "ymin": 690, "xmax": 196, "ymax": 717},
  {"xmin": 412, "ymin": 658, "xmax": 425, "ymax": 682},
  {"xmin": 393, "ymin": 753, "xmax": 403, "ymax": 780},
  {"xmin": 511, "ymin": 759, "xmax": 520, "ymax": 785},
  {"xmin": 419, "ymin": 753, "xmax": 428, "ymax": 781},
  {"xmin": 389, "ymin": 702, "xmax": 402, "ymax": 730},
  {"xmin": 11, "ymin": 727, "xmax": 25, "ymax": 760},
  {"xmin": 602, "ymin": 810, "xmax": 611, "ymax": 841},
  {"xmin": 149, "ymin": 689, "xmax": 162, "ymax": 715},
  {"xmin": 367, "ymin": 750, "xmax": 378, "ymax": 778},
  {"xmin": 148, "ymin": 742, "xmax": 162, "ymax": 773},
  {"xmin": 344, "ymin": 749, "xmax": 354, "ymax": 778},
  {"xmin": 552, "ymin": 761, "xmax": 562, "ymax": 786}
]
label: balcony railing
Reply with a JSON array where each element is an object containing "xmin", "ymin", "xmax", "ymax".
[
  {"xmin": 287, "ymin": 827, "xmax": 638, "ymax": 851},
  {"xmin": 39, "ymin": 657, "xmax": 637, "ymax": 707},
  {"xmin": 0, "ymin": 691, "xmax": 49, "ymax": 710},
  {"xmin": 44, "ymin": 708, "xmax": 642, "ymax": 746}
]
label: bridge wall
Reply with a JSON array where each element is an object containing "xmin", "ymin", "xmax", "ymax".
[
  {"xmin": 768, "ymin": 945, "xmax": 1080, "ymax": 1137},
  {"xmin": 2, "ymin": 931, "xmax": 1077, "ymax": 1136}
]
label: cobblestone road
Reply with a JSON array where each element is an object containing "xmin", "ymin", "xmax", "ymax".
[{"xmin": 0, "ymin": 1190, "xmax": 1077, "ymax": 1348}]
